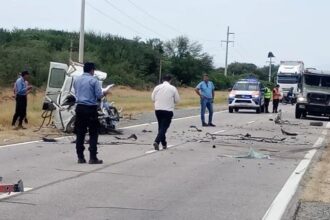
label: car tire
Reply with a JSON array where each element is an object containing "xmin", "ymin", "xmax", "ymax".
[
  {"xmin": 234, "ymin": 108, "xmax": 239, "ymax": 112},
  {"xmin": 229, "ymin": 107, "xmax": 233, "ymax": 113},
  {"xmin": 260, "ymin": 105, "xmax": 264, "ymax": 113}
]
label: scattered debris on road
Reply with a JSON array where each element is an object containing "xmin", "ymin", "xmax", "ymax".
[
  {"xmin": 142, "ymin": 129, "xmax": 152, "ymax": 133},
  {"xmin": 115, "ymin": 134, "xmax": 138, "ymax": 140},
  {"xmin": 189, "ymin": 125, "xmax": 202, "ymax": 132},
  {"xmin": 205, "ymin": 132, "xmax": 286, "ymax": 143},
  {"xmin": 42, "ymin": 137, "xmax": 57, "ymax": 142},
  {"xmin": 281, "ymin": 128, "xmax": 298, "ymax": 136},
  {"xmin": 0, "ymin": 178, "xmax": 24, "ymax": 193},
  {"xmin": 220, "ymin": 148, "xmax": 270, "ymax": 159},
  {"xmin": 310, "ymin": 122, "xmax": 324, "ymax": 127}
]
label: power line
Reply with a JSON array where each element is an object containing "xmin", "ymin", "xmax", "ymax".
[
  {"xmin": 103, "ymin": 0, "xmax": 168, "ymax": 39},
  {"xmin": 86, "ymin": 1, "xmax": 146, "ymax": 37},
  {"xmin": 125, "ymin": 0, "xmax": 182, "ymax": 35}
]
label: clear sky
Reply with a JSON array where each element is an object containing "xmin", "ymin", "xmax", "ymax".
[{"xmin": 1, "ymin": 0, "xmax": 329, "ymax": 69}]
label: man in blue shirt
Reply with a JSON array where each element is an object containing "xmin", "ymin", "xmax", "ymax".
[
  {"xmin": 11, "ymin": 71, "xmax": 32, "ymax": 129},
  {"xmin": 73, "ymin": 62, "xmax": 106, "ymax": 164},
  {"xmin": 195, "ymin": 73, "xmax": 216, "ymax": 127}
]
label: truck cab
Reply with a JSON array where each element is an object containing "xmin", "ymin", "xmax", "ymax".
[
  {"xmin": 277, "ymin": 61, "xmax": 304, "ymax": 99},
  {"xmin": 296, "ymin": 68, "xmax": 330, "ymax": 119}
]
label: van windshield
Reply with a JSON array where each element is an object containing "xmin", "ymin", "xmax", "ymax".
[
  {"xmin": 304, "ymin": 74, "xmax": 330, "ymax": 87},
  {"xmin": 277, "ymin": 75, "xmax": 299, "ymax": 84},
  {"xmin": 233, "ymin": 82, "xmax": 258, "ymax": 91}
]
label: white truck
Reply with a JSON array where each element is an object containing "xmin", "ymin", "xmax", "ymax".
[{"xmin": 277, "ymin": 61, "xmax": 304, "ymax": 99}]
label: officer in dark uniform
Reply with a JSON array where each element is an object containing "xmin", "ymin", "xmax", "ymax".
[{"xmin": 73, "ymin": 62, "xmax": 108, "ymax": 164}]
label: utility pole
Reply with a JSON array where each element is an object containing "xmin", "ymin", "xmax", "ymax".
[
  {"xmin": 158, "ymin": 58, "xmax": 162, "ymax": 84},
  {"xmin": 221, "ymin": 26, "xmax": 235, "ymax": 76},
  {"xmin": 69, "ymin": 38, "xmax": 73, "ymax": 62},
  {"xmin": 78, "ymin": 0, "xmax": 85, "ymax": 63}
]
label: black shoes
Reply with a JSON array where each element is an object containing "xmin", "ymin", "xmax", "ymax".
[
  {"xmin": 77, "ymin": 158, "xmax": 86, "ymax": 164},
  {"xmin": 77, "ymin": 156, "xmax": 102, "ymax": 164},
  {"xmin": 153, "ymin": 142, "xmax": 159, "ymax": 151},
  {"xmin": 202, "ymin": 123, "xmax": 216, "ymax": 127},
  {"xmin": 89, "ymin": 158, "xmax": 103, "ymax": 164}
]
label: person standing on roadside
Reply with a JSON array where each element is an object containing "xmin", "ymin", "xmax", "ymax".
[
  {"xmin": 73, "ymin": 62, "xmax": 109, "ymax": 164},
  {"xmin": 272, "ymin": 84, "xmax": 281, "ymax": 113},
  {"xmin": 151, "ymin": 75, "xmax": 180, "ymax": 151},
  {"xmin": 195, "ymin": 73, "xmax": 216, "ymax": 127},
  {"xmin": 264, "ymin": 86, "xmax": 272, "ymax": 113},
  {"xmin": 12, "ymin": 71, "xmax": 32, "ymax": 129}
]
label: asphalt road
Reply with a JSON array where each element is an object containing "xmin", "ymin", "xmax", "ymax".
[{"xmin": 0, "ymin": 104, "xmax": 327, "ymax": 220}]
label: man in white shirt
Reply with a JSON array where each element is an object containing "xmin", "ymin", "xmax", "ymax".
[{"xmin": 151, "ymin": 75, "xmax": 180, "ymax": 150}]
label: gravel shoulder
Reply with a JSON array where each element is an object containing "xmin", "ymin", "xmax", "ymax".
[{"xmin": 294, "ymin": 137, "xmax": 330, "ymax": 219}]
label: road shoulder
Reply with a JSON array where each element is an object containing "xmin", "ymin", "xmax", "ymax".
[{"xmin": 289, "ymin": 137, "xmax": 330, "ymax": 220}]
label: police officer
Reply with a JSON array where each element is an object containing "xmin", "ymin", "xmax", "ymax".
[
  {"xmin": 73, "ymin": 62, "xmax": 108, "ymax": 164},
  {"xmin": 12, "ymin": 71, "xmax": 32, "ymax": 129},
  {"xmin": 264, "ymin": 86, "xmax": 272, "ymax": 113}
]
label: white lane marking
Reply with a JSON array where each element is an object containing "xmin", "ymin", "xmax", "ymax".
[
  {"xmin": 247, "ymin": 120, "xmax": 255, "ymax": 124},
  {"xmin": 0, "ymin": 141, "xmax": 40, "ymax": 149},
  {"xmin": 0, "ymin": 187, "xmax": 33, "ymax": 200},
  {"xmin": 145, "ymin": 145, "xmax": 174, "ymax": 154},
  {"xmin": 0, "ymin": 110, "xmax": 227, "ymax": 149},
  {"xmin": 262, "ymin": 122, "xmax": 329, "ymax": 220},
  {"xmin": 212, "ymin": 130, "xmax": 226, "ymax": 134},
  {"xmin": 121, "ymin": 110, "xmax": 227, "ymax": 130}
]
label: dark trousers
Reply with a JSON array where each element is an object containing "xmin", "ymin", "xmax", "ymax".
[
  {"xmin": 273, "ymin": 99, "xmax": 280, "ymax": 113},
  {"xmin": 264, "ymin": 98, "xmax": 270, "ymax": 113},
  {"xmin": 12, "ymin": 95, "xmax": 27, "ymax": 126},
  {"xmin": 75, "ymin": 104, "xmax": 99, "ymax": 159},
  {"xmin": 154, "ymin": 110, "xmax": 173, "ymax": 146}
]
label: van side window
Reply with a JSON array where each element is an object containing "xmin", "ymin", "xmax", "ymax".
[{"xmin": 49, "ymin": 68, "xmax": 66, "ymax": 88}]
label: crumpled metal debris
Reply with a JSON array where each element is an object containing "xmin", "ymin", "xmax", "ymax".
[
  {"xmin": 205, "ymin": 132, "xmax": 286, "ymax": 143},
  {"xmin": 115, "ymin": 134, "xmax": 138, "ymax": 140},
  {"xmin": 222, "ymin": 148, "xmax": 271, "ymax": 159},
  {"xmin": 281, "ymin": 128, "xmax": 298, "ymax": 136},
  {"xmin": 189, "ymin": 125, "xmax": 202, "ymax": 132},
  {"xmin": 42, "ymin": 137, "xmax": 57, "ymax": 142}
]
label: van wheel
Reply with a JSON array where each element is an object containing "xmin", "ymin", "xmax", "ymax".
[
  {"xmin": 229, "ymin": 107, "xmax": 233, "ymax": 113},
  {"xmin": 66, "ymin": 116, "xmax": 76, "ymax": 133},
  {"xmin": 234, "ymin": 108, "xmax": 239, "ymax": 112}
]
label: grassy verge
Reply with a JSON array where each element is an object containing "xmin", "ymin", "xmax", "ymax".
[{"xmin": 0, "ymin": 86, "xmax": 227, "ymax": 128}]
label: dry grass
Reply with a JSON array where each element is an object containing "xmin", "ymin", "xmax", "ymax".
[
  {"xmin": 112, "ymin": 86, "xmax": 227, "ymax": 114},
  {"xmin": 301, "ymin": 141, "xmax": 330, "ymax": 203},
  {"xmin": 0, "ymin": 86, "xmax": 227, "ymax": 145}
]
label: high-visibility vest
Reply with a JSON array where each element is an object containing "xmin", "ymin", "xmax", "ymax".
[{"xmin": 264, "ymin": 87, "xmax": 271, "ymax": 99}]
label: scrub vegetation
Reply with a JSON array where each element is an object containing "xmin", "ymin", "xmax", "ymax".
[{"xmin": 0, "ymin": 28, "xmax": 277, "ymax": 89}]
